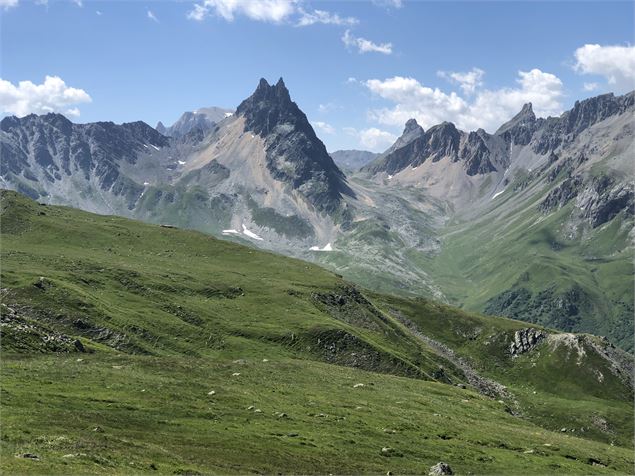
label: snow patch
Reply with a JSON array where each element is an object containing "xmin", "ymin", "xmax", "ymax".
[
  {"xmin": 388, "ymin": 175, "xmax": 393, "ymax": 180},
  {"xmin": 222, "ymin": 229, "xmax": 240, "ymax": 235},
  {"xmin": 224, "ymin": 112, "xmax": 233, "ymax": 117},
  {"xmin": 310, "ymin": 243, "xmax": 333, "ymax": 252},
  {"xmin": 150, "ymin": 144, "xmax": 160, "ymax": 151},
  {"xmin": 143, "ymin": 144, "xmax": 148, "ymax": 148},
  {"xmin": 143, "ymin": 182, "xmax": 150, "ymax": 186},
  {"xmin": 178, "ymin": 160, "xmax": 186, "ymax": 165},
  {"xmin": 242, "ymin": 224, "xmax": 263, "ymax": 241},
  {"xmin": 491, "ymin": 189, "xmax": 505, "ymax": 200}
]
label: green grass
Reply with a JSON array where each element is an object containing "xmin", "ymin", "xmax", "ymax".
[
  {"xmin": 416, "ymin": 189, "xmax": 634, "ymax": 351},
  {"xmin": 3, "ymin": 354, "xmax": 633, "ymax": 475},
  {"xmin": 1, "ymin": 190, "xmax": 633, "ymax": 474}
]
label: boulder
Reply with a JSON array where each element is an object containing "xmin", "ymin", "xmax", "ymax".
[{"xmin": 429, "ymin": 462, "xmax": 453, "ymax": 475}]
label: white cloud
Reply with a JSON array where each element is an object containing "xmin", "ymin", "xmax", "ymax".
[
  {"xmin": 573, "ymin": 44, "xmax": 635, "ymax": 93},
  {"xmin": 147, "ymin": 9, "xmax": 159, "ymax": 22},
  {"xmin": 364, "ymin": 68, "xmax": 564, "ymax": 133},
  {"xmin": 296, "ymin": 9, "xmax": 357, "ymax": 27},
  {"xmin": 437, "ymin": 68, "xmax": 484, "ymax": 95},
  {"xmin": 583, "ymin": 82, "xmax": 599, "ymax": 92},
  {"xmin": 96, "ymin": 10, "xmax": 102, "ymax": 15},
  {"xmin": 0, "ymin": 75, "xmax": 92, "ymax": 118},
  {"xmin": 187, "ymin": 0, "xmax": 296, "ymax": 23},
  {"xmin": 72, "ymin": 0, "xmax": 83, "ymax": 7},
  {"xmin": 344, "ymin": 126, "xmax": 397, "ymax": 152},
  {"xmin": 372, "ymin": 0, "xmax": 403, "ymax": 8},
  {"xmin": 0, "ymin": 0, "xmax": 18, "ymax": 8},
  {"xmin": 312, "ymin": 121, "xmax": 335, "ymax": 134},
  {"xmin": 342, "ymin": 30, "xmax": 392, "ymax": 55}
]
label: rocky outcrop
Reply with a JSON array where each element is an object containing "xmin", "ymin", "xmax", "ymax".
[
  {"xmin": 575, "ymin": 175, "xmax": 634, "ymax": 227},
  {"xmin": 539, "ymin": 175, "xmax": 583, "ymax": 212},
  {"xmin": 461, "ymin": 130, "xmax": 496, "ymax": 175},
  {"xmin": 236, "ymin": 78, "xmax": 354, "ymax": 213},
  {"xmin": 509, "ymin": 328, "xmax": 546, "ymax": 356},
  {"xmin": 429, "ymin": 462, "xmax": 453, "ymax": 475}
]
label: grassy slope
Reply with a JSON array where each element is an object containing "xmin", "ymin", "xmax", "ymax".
[
  {"xmin": 417, "ymin": 183, "xmax": 634, "ymax": 352},
  {"xmin": 1, "ymin": 190, "xmax": 633, "ymax": 474}
]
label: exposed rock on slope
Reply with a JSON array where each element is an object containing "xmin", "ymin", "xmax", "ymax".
[
  {"xmin": 495, "ymin": 102, "xmax": 537, "ymax": 146},
  {"xmin": 236, "ymin": 78, "xmax": 354, "ymax": 213},
  {"xmin": 533, "ymin": 92, "xmax": 635, "ymax": 154},
  {"xmin": 0, "ymin": 113, "xmax": 168, "ymax": 210},
  {"xmin": 509, "ymin": 328, "xmax": 546, "ymax": 356}
]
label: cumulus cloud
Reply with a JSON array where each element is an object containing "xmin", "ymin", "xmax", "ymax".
[
  {"xmin": 344, "ymin": 127, "xmax": 397, "ymax": 152},
  {"xmin": 583, "ymin": 82, "xmax": 599, "ymax": 92},
  {"xmin": 0, "ymin": 0, "xmax": 18, "ymax": 8},
  {"xmin": 147, "ymin": 10, "xmax": 159, "ymax": 22},
  {"xmin": 187, "ymin": 0, "xmax": 296, "ymax": 23},
  {"xmin": 437, "ymin": 68, "xmax": 484, "ymax": 95},
  {"xmin": 573, "ymin": 44, "xmax": 635, "ymax": 93},
  {"xmin": 296, "ymin": 9, "xmax": 358, "ymax": 27},
  {"xmin": 342, "ymin": 30, "xmax": 392, "ymax": 55},
  {"xmin": 312, "ymin": 121, "xmax": 335, "ymax": 135},
  {"xmin": 364, "ymin": 68, "xmax": 564, "ymax": 133},
  {"xmin": 0, "ymin": 76, "xmax": 92, "ymax": 118}
]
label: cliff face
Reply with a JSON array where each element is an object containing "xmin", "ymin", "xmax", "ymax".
[{"xmin": 237, "ymin": 78, "xmax": 354, "ymax": 213}]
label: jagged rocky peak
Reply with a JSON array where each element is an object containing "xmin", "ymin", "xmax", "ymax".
[
  {"xmin": 495, "ymin": 102, "xmax": 537, "ymax": 145},
  {"xmin": 426, "ymin": 121, "xmax": 461, "ymax": 159},
  {"xmin": 236, "ymin": 77, "xmax": 298, "ymax": 136},
  {"xmin": 533, "ymin": 91, "xmax": 634, "ymax": 154},
  {"xmin": 404, "ymin": 118, "xmax": 423, "ymax": 134},
  {"xmin": 236, "ymin": 77, "xmax": 354, "ymax": 214}
]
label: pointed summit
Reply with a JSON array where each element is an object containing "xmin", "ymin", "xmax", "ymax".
[
  {"xmin": 496, "ymin": 103, "xmax": 536, "ymax": 135},
  {"xmin": 236, "ymin": 77, "xmax": 294, "ymax": 128},
  {"xmin": 495, "ymin": 102, "xmax": 537, "ymax": 145},
  {"xmin": 235, "ymin": 77, "xmax": 354, "ymax": 213},
  {"xmin": 404, "ymin": 118, "xmax": 423, "ymax": 135},
  {"xmin": 381, "ymin": 118, "xmax": 425, "ymax": 157}
]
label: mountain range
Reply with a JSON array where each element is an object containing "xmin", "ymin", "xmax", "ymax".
[{"xmin": 1, "ymin": 78, "xmax": 633, "ymax": 351}]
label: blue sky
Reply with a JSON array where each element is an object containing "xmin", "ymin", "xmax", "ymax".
[{"xmin": 1, "ymin": 0, "xmax": 634, "ymax": 151}]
